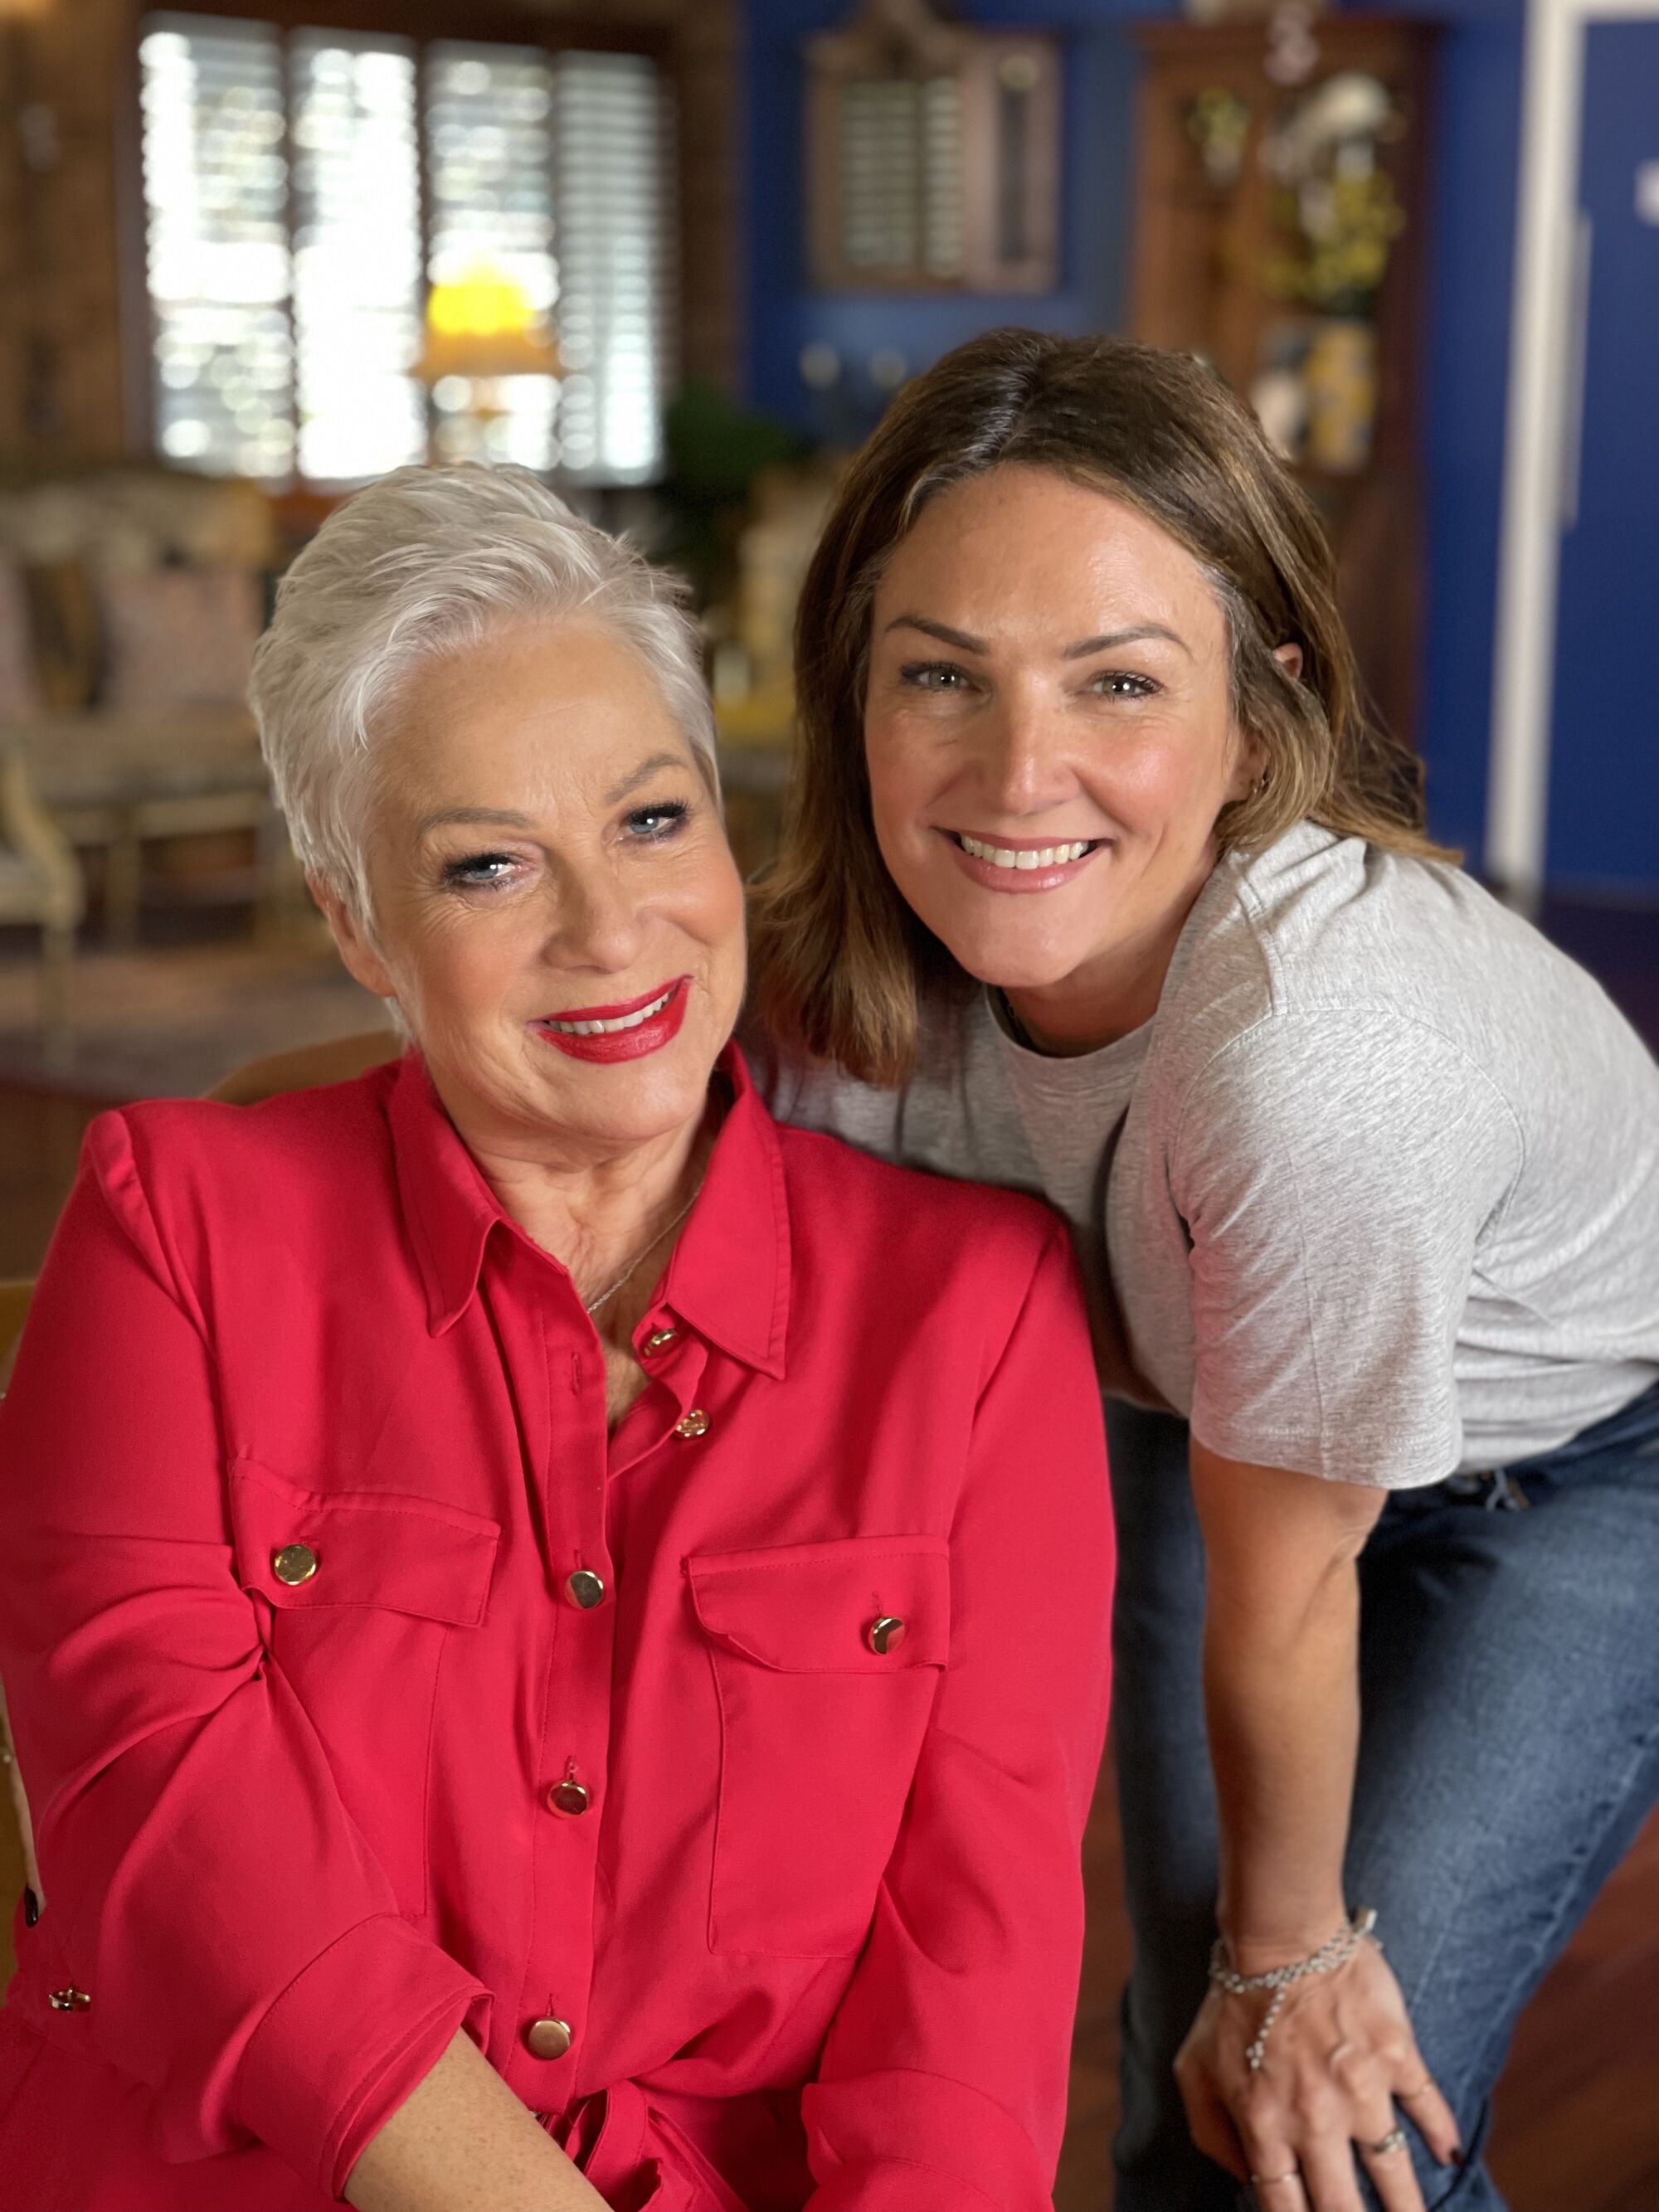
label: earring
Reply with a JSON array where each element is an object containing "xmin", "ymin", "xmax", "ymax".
[{"xmin": 1253, "ymin": 768, "xmax": 1272, "ymax": 798}]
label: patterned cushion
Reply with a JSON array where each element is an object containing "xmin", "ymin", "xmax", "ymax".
[{"xmin": 96, "ymin": 565, "xmax": 263, "ymax": 712}]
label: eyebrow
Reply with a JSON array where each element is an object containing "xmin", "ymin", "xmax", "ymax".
[
  {"xmin": 416, "ymin": 805, "xmax": 536, "ymax": 840},
  {"xmin": 604, "ymin": 751, "xmax": 692, "ymax": 805},
  {"xmin": 882, "ymin": 614, "xmax": 1193, "ymax": 660},
  {"xmin": 414, "ymin": 755, "xmax": 693, "ymax": 839}
]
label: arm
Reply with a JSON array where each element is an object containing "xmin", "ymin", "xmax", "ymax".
[
  {"xmin": 0, "ymin": 1121, "xmax": 597, "ymax": 2207},
  {"xmin": 802, "ymin": 1226, "xmax": 1114, "ymax": 2211},
  {"xmin": 1173, "ymin": 1445, "xmax": 1461, "ymax": 2212},
  {"xmin": 347, "ymin": 2033, "xmax": 608, "ymax": 2212}
]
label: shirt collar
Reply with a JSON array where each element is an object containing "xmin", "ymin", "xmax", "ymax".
[{"xmin": 389, "ymin": 1042, "xmax": 791, "ymax": 1378}]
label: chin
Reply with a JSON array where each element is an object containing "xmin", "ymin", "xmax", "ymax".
[{"xmin": 925, "ymin": 912, "xmax": 1092, "ymax": 994}]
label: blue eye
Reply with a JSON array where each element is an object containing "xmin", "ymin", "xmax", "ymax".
[
  {"xmin": 624, "ymin": 800, "xmax": 689, "ymax": 839},
  {"xmin": 441, "ymin": 851, "xmax": 518, "ymax": 889}
]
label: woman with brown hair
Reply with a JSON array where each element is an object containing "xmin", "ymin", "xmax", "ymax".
[{"xmin": 748, "ymin": 328, "xmax": 1659, "ymax": 2212}]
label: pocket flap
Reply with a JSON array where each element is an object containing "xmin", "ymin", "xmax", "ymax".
[
  {"xmin": 686, "ymin": 1536, "xmax": 949, "ymax": 1673},
  {"xmin": 230, "ymin": 1459, "xmax": 500, "ymax": 1627}
]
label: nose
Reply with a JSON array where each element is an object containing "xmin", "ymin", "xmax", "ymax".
[
  {"xmin": 542, "ymin": 855, "xmax": 646, "ymax": 975},
  {"xmin": 972, "ymin": 686, "xmax": 1078, "ymax": 817}
]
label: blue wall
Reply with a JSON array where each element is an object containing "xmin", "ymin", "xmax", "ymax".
[
  {"xmin": 1413, "ymin": 0, "xmax": 1525, "ymax": 863},
  {"xmin": 745, "ymin": 0, "xmax": 1166, "ymax": 440},
  {"xmin": 741, "ymin": 0, "xmax": 1531, "ymax": 870}
]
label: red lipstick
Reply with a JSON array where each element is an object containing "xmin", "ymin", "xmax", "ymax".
[{"xmin": 533, "ymin": 978, "xmax": 690, "ymax": 1063}]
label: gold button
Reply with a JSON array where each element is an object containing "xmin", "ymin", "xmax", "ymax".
[
  {"xmin": 866, "ymin": 1615, "xmax": 907, "ymax": 1655},
  {"xmin": 525, "ymin": 2016, "xmax": 572, "ymax": 2060},
  {"xmin": 547, "ymin": 1778, "xmax": 591, "ymax": 1816},
  {"xmin": 674, "ymin": 1408, "xmax": 710, "ymax": 1440},
  {"xmin": 272, "ymin": 1544, "xmax": 319, "ymax": 1587},
  {"xmin": 645, "ymin": 1327, "xmax": 679, "ymax": 1354},
  {"xmin": 564, "ymin": 1568, "xmax": 606, "ymax": 1611},
  {"xmin": 49, "ymin": 1987, "xmax": 91, "ymax": 2012}
]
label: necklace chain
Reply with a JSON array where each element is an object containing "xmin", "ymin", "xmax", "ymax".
[
  {"xmin": 581, "ymin": 1185, "xmax": 702, "ymax": 1316},
  {"xmin": 998, "ymin": 988, "xmax": 1038, "ymax": 1052}
]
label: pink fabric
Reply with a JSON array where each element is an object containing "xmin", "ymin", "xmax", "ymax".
[
  {"xmin": 95, "ymin": 564, "xmax": 261, "ymax": 712},
  {"xmin": 0, "ymin": 1048, "xmax": 1112, "ymax": 2208}
]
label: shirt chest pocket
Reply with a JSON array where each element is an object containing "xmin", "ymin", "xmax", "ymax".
[
  {"xmin": 230, "ymin": 1458, "xmax": 501, "ymax": 1918},
  {"xmin": 686, "ymin": 1535, "xmax": 950, "ymax": 1959}
]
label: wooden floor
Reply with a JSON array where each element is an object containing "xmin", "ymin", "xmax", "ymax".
[{"xmin": 4, "ymin": 899, "xmax": 1659, "ymax": 2207}]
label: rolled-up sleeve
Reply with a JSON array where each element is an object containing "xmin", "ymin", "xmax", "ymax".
[
  {"xmin": 0, "ymin": 1116, "xmax": 488, "ymax": 2200},
  {"xmin": 803, "ymin": 1224, "xmax": 1114, "ymax": 2210}
]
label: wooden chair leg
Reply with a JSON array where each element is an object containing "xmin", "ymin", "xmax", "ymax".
[{"xmin": 105, "ymin": 821, "xmax": 143, "ymax": 944}]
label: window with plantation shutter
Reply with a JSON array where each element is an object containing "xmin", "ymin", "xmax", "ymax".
[
  {"xmin": 547, "ymin": 51, "xmax": 672, "ymax": 484},
  {"xmin": 289, "ymin": 30, "xmax": 425, "ymax": 483},
  {"xmin": 139, "ymin": 16, "xmax": 293, "ymax": 479},
  {"xmin": 136, "ymin": 12, "xmax": 676, "ymax": 488}
]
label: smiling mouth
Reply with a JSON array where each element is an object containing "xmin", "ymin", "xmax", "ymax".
[
  {"xmin": 540, "ymin": 983, "xmax": 678, "ymax": 1037},
  {"xmin": 951, "ymin": 833, "xmax": 1102, "ymax": 871}
]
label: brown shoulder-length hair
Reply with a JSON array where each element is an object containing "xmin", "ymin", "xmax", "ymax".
[{"xmin": 747, "ymin": 326, "xmax": 1452, "ymax": 1087}]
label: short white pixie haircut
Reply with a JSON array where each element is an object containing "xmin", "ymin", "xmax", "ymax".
[{"xmin": 250, "ymin": 464, "xmax": 718, "ymax": 925}]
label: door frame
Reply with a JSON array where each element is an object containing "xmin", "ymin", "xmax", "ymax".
[{"xmin": 1488, "ymin": 0, "xmax": 1659, "ymax": 901}]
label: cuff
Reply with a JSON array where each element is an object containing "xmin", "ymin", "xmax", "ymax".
[
  {"xmin": 803, "ymin": 2070, "xmax": 1052, "ymax": 2212},
  {"xmin": 234, "ymin": 1912, "xmax": 492, "ymax": 2200}
]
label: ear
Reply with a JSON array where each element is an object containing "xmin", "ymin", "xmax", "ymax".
[
  {"xmin": 1273, "ymin": 640, "xmax": 1305, "ymax": 683},
  {"xmin": 309, "ymin": 877, "xmax": 399, "ymax": 1002}
]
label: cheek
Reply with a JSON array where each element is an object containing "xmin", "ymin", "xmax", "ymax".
[
  {"xmin": 863, "ymin": 715, "xmax": 932, "ymax": 852},
  {"xmin": 396, "ymin": 902, "xmax": 539, "ymax": 1021},
  {"xmin": 663, "ymin": 843, "xmax": 747, "ymax": 995},
  {"xmin": 1096, "ymin": 717, "xmax": 1237, "ymax": 831}
]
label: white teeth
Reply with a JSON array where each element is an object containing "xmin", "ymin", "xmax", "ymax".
[
  {"xmin": 545, "ymin": 987, "xmax": 673, "ymax": 1037},
  {"xmin": 957, "ymin": 834, "xmax": 1092, "ymax": 869}
]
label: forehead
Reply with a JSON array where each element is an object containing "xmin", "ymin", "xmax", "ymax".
[
  {"xmin": 875, "ymin": 465, "xmax": 1223, "ymax": 642},
  {"xmin": 381, "ymin": 619, "xmax": 697, "ymax": 801}
]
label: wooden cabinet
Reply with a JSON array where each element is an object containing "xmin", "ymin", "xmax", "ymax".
[{"xmin": 1129, "ymin": 16, "xmax": 1438, "ymax": 750}]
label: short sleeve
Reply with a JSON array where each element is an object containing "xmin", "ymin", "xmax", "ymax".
[{"xmin": 1170, "ymin": 1009, "xmax": 1521, "ymax": 1485}]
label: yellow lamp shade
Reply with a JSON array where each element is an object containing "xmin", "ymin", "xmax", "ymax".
[{"xmin": 415, "ymin": 267, "xmax": 563, "ymax": 383}]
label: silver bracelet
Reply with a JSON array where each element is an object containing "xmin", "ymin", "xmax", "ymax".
[{"xmin": 1208, "ymin": 1907, "xmax": 1380, "ymax": 2073}]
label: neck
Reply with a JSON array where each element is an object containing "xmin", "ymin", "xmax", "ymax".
[
  {"xmin": 432, "ymin": 1079, "xmax": 715, "ymax": 1308},
  {"xmin": 1003, "ymin": 854, "xmax": 1214, "ymax": 1056}
]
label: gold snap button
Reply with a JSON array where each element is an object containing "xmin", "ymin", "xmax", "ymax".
[
  {"xmin": 564, "ymin": 1568, "xmax": 606, "ymax": 1611},
  {"xmin": 525, "ymin": 2016, "xmax": 573, "ymax": 2060},
  {"xmin": 49, "ymin": 1987, "xmax": 91, "ymax": 2012},
  {"xmin": 645, "ymin": 1327, "xmax": 679, "ymax": 1354},
  {"xmin": 866, "ymin": 1615, "xmax": 907, "ymax": 1655},
  {"xmin": 674, "ymin": 1408, "xmax": 710, "ymax": 1440},
  {"xmin": 272, "ymin": 1544, "xmax": 319, "ymax": 1587},
  {"xmin": 548, "ymin": 1777, "xmax": 591, "ymax": 1816}
]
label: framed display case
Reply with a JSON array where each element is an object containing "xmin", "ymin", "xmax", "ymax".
[
  {"xmin": 806, "ymin": 0, "xmax": 1062, "ymax": 294},
  {"xmin": 1129, "ymin": 14, "xmax": 1438, "ymax": 749}
]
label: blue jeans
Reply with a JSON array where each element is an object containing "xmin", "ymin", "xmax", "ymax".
[{"xmin": 1106, "ymin": 1382, "xmax": 1659, "ymax": 2212}]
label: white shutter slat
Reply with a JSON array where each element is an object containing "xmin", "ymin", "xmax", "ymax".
[
  {"xmin": 289, "ymin": 30, "xmax": 426, "ymax": 485},
  {"xmin": 139, "ymin": 13, "xmax": 294, "ymax": 480}
]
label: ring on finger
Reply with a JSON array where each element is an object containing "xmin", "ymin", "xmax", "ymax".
[
  {"xmin": 1367, "ymin": 2127, "xmax": 1409, "ymax": 2156},
  {"xmin": 1250, "ymin": 2172, "xmax": 1300, "ymax": 2188},
  {"xmin": 1398, "ymin": 2081, "xmax": 1433, "ymax": 2099}
]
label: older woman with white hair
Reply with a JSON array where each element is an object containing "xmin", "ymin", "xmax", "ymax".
[{"xmin": 0, "ymin": 468, "xmax": 1112, "ymax": 2212}]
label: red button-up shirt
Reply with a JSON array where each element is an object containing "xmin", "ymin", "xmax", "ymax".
[{"xmin": 0, "ymin": 1048, "xmax": 1112, "ymax": 2210}]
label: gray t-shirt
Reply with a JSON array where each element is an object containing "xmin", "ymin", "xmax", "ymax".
[{"xmin": 766, "ymin": 823, "xmax": 1659, "ymax": 1487}]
